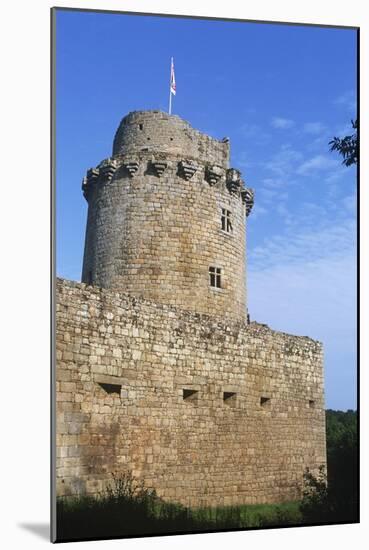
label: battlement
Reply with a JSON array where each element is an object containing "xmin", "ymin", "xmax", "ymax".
[
  {"xmin": 112, "ymin": 110, "xmax": 230, "ymax": 166},
  {"xmin": 82, "ymin": 152, "xmax": 255, "ymax": 214}
]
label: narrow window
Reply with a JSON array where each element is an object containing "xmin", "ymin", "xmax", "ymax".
[
  {"xmin": 88, "ymin": 270, "xmax": 93, "ymax": 286},
  {"xmin": 260, "ymin": 396, "xmax": 270, "ymax": 406},
  {"xmin": 221, "ymin": 208, "xmax": 226, "ymax": 231},
  {"xmin": 139, "ymin": 123, "xmax": 143, "ymax": 130},
  {"xmin": 209, "ymin": 266, "xmax": 221, "ymax": 288},
  {"xmin": 98, "ymin": 382, "xmax": 121, "ymax": 396},
  {"xmin": 183, "ymin": 389, "xmax": 198, "ymax": 402},
  {"xmin": 221, "ymin": 208, "xmax": 233, "ymax": 233}
]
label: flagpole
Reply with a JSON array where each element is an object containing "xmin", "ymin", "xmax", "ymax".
[{"xmin": 168, "ymin": 57, "xmax": 173, "ymax": 115}]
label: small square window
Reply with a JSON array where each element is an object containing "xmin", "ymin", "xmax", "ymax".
[
  {"xmin": 260, "ymin": 396, "xmax": 270, "ymax": 406},
  {"xmin": 221, "ymin": 208, "xmax": 233, "ymax": 233},
  {"xmin": 309, "ymin": 400, "xmax": 315, "ymax": 408},
  {"xmin": 209, "ymin": 266, "xmax": 221, "ymax": 288}
]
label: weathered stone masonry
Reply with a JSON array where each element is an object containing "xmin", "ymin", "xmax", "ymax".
[
  {"xmin": 56, "ymin": 279, "xmax": 325, "ymax": 506},
  {"xmin": 81, "ymin": 110, "xmax": 252, "ymax": 320},
  {"xmin": 56, "ymin": 110, "xmax": 326, "ymax": 507}
]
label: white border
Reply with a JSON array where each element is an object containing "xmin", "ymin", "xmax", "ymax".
[{"xmin": 1, "ymin": 1, "xmax": 366, "ymax": 548}]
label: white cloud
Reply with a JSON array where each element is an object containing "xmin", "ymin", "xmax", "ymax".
[
  {"xmin": 248, "ymin": 252, "xmax": 356, "ymax": 409},
  {"xmin": 238, "ymin": 123, "xmax": 271, "ymax": 145},
  {"xmin": 333, "ymin": 90, "xmax": 357, "ymax": 112},
  {"xmin": 249, "ymin": 204, "xmax": 268, "ymax": 220},
  {"xmin": 324, "ymin": 167, "xmax": 346, "ymax": 185},
  {"xmin": 303, "ymin": 122, "xmax": 327, "ymax": 135},
  {"xmin": 249, "ymin": 253, "xmax": 356, "ymax": 336},
  {"xmin": 265, "ymin": 145, "xmax": 303, "ymax": 176},
  {"xmin": 275, "ymin": 203, "xmax": 292, "ymax": 219},
  {"xmin": 332, "ymin": 121, "xmax": 357, "ymax": 139},
  {"xmin": 235, "ymin": 151, "xmax": 253, "ymax": 169},
  {"xmin": 271, "ymin": 117, "xmax": 295, "ymax": 129},
  {"xmin": 342, "ymin": 193, "xmax": 357, "ymax": 216},
  {"xmin": 261, "ymin": 177, "xmax": 287, "ymax": 189},
  {"xmin": 296, "ymin": 154, "xmax": 338, "ymax": 176},
  {"xmin": 259, "ymin": 188, "xmax": 288, "ymax": 203},
  {"xmin": 249, "ymin": 217, "xmax": 355, "ymax": 272},
  {"xmin": 248, "ymin": 217, "xmax": 356, "ymax": 409}
]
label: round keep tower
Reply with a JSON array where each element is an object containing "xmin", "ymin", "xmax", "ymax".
[{"xmin": 81, "ymin": 110, "xmax": 254, "ymax": 320}]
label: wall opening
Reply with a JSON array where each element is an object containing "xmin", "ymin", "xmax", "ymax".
[
  {"xmin": 260, "ymin": 396, "xmax": 270, "ymax": 406},
  {"xmin": 98, "ymin": 382, "xmax": 121, "ymax": 396},
  {"xmin": 309, "ymin": 400, "xmax": 315, "ymax": 408},
  {"xmin": 209, "ymin": 266, "xmax": 221, "ymax": 288},
  {"xmin": 223, "ymin": 392, "xmax": 237, "ymax": 405},
  {"xmin": 87, "ymin": 270, "xmax": 93, "ymax": 286},
  {"xmin": 139, "ymin": 123, "xmax": 143, "ymax": 130},
  {"xmin": 183, "ymin": 389, "xmax": 198, "ymax": 402}
]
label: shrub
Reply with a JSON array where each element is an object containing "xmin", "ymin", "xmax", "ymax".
[{"xmin": 300, "ymin": 466, "xmax": 331, "ymax": 523}]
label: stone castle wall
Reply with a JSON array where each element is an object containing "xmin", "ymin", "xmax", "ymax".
[
  {"xmin": 81, "ymin": 111, "xmax": 252, "ymax": 321},
  {"xmin": 56, "ymin": 278, "xmax": 326, "ymax": 507}
]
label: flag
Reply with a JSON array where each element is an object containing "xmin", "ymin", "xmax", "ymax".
[{"xmin": 170, "ymin": 57, "xmax": 176, "ymax": 96}]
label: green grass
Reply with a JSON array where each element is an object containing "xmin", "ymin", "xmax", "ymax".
[
  {"xmin": 191, "ymin": 501, "xmax": 302, "ymax": 528},
  {"xmin": 56, "ymin": 494, "xmax": 303, "ymax": 541},
  {"xmin": 56, "ymin": 472, "xmax": 304, "ymax": 540}
]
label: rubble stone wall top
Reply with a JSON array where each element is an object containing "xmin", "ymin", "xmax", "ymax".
[{"xmin": 112, "ymin": 110, "xmax": 230, "ymax": 167}]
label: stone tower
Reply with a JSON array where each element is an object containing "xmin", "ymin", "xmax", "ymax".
[{"xmin": 81, "ymin": 110, "xmax": 254, "ymax": 320}]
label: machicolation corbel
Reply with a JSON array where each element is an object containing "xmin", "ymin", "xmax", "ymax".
[
  {"xmin": 87, "ymin": 167, "xmax": 99, "ymax": 183},
  {"xmin": 99, "ymin": 158, "xmax": 118, "ymax": 181},
  {"xmin": 81, "ymin": 176, "xmax": 88, "ymax": 198},
  {"xmin": 151, "ymin": 160, "xmax": 167, "ymax": 177},
  {"xmin": 178, "ymin": 160, "xmax": 198, "ymax": 180},
  {"xmin": 241, "ymin": 188, "xmax": 255, "ymax": 217},
  {"xmin": 226, "ymin": 168, "xmax": 243, "ymax": 195},
  {"xmin": 82, "ymin": 167, "xmax": 99, "ymax": 199},
  {"xmin": 124, "ymin": 161, "xmax": 140, "ymax": 177},
  {"xmin": 205, "ymin": 165, "xmax": 223, "ymax": 186}
]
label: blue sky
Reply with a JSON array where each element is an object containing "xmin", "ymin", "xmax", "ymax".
[{"xmin": 55, "ymin": 9, "xmax": 357, "ymax": 410}]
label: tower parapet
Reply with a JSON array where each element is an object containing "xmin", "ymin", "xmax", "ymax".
[
  {"xmin": 112, "ymin": 110, "xmax": 230, "ymax": 165},
  {"xmin": 81, "ymin": 110, "xmax": 254, "ymax": 320}
]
